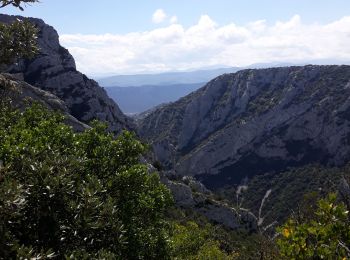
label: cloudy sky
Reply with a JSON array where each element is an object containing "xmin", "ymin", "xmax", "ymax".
[{"xmin": 2, "ymin": 0, "xmax": 350, "ymax": 76}]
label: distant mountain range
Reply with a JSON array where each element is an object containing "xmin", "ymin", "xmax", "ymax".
[
  {"xmin": 97, "ymin": 68, "xmax": 240, "ymax": 87},
  {"xmin": 97, "ymin": 64, "xmax": 305, "ymax": 88},
  {"xmin": 98, "ymin": 63, "xmax": 301, "ymax": 114},
  {"xmin": 105, "ymin": 83, "xmax": 205, "ymax": 115},
  {"xmin": 97, "ymin": 61, "xmax": 350, "ymax": 88}
]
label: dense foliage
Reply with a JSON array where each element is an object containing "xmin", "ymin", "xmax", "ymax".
[
  {"xmin": 0, "ymin": 102, "xmax": 172, "ymax": 259},
  {"xmin": 165, "ymin": 207, "xmax": 282, "ymax": 260},
  {"xmin": 171, "ymin": 221, "xmax": 236, "ymax": 259},
  {"xmin": 0, "ymin": 0, "xmax": 39, "ymax": 68},
  {"xmin": 0, "ymin": 19, "xmax": 38, "ymax": 67},
  {"xmin": 277, "ymin": 192, "xmax": 350, "ymax": 259}
]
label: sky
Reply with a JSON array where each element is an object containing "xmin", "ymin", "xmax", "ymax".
[{"xmin": 1, "ymin": 0, "xmax": 350, "ymax": 76}]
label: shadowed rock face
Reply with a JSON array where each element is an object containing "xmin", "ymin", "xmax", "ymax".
[
  {"xmin": 0, "ymin": 14, "xmax": 133, "ymax": 133},
  {"xmin": 137, "ymin": 65, "xmax": 350, "ymax": 188},
  {"xmin": 0, "ymin": 73, "xmax": 89, "ymax": 131}
]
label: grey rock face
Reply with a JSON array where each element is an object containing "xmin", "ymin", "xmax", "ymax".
[
  {"xmin": 165, "ymin": 180, "xmax": 196, "ymax": 207},
  {"xmin": 161, "ymin": 174, "xmax": 256, "ymax": 230},
  {"xmin": 138, "ymin": 65, "xmax": 350, "ymax": 188},
  {"xmin": 0, "ymin": 14, "xmax": 133, "ymax": 133},
  {"xmin": 0, "ymin": 73, "xmax": 88, "ymax": 131}
]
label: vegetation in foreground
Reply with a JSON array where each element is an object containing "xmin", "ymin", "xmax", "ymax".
[
  {"xmin": 1, "ymin": 99, "xmax": 349, "ymax": 259},
  {"xmin": 0, "ymin": 100, "xmax": 173, "ymax": 258},
  {"xmin": 0, "ymin": 99, "xmax": 242, "ymax": 259},
  {"xmin": 278, "ymin": 192, "xmax": 350, "ymax": 259}
]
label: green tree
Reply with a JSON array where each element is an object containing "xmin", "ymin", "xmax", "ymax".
[
  {"xmin": 277, "ymin": 193, "xmax": 350, "ymax": 259},
  {"xmin": 170, "ymin": 221, "xmax": 238, "ymax": 259},
  {"xmin": 0, "ymin": 0, "xmax": 39, "ymax": 68},
  {"xmin": 0, "ymin": 102, "xmax": 172, "ymax": 259}
]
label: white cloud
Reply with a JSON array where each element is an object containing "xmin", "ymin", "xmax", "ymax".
[
  {"xmin": 152, "ymin": 9, "xmax": 167, "ymax": 24},
  {"xmin": 170, "ymin": 15, "xmax": 178, "ymax": 24},
  {"xmin": 60, "ymin": 15, "xmax": 350, "ymax": 76}
]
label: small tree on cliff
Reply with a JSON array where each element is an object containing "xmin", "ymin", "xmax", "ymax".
[{"xmin": 0, "ymin": 0, "xmax": 39, "ymax": 68}]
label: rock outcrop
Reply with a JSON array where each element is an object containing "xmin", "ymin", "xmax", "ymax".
[
  {"xmin": 161, "ymin": 174, "xmax": 257, "ymax": 230},
  {"xmin": 137, "ymin": 65, "xmax": 350, "ymax": 188},
  {"xmin": 0, "ymin": 73, "xmax": 88, "ymax": 131},
  {"xmin": 0, "ymin": 14, "xmax": 133, "ymax": 133}
]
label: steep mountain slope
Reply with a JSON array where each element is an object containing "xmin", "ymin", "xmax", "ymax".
[
  {"xmin": 105, "ymin": 83, "xmax": 204, "ymax": 114},
  {"xmin": 0, "ymin": 14, "xmax": 133, "ymax": 133},
  {"xmin": 218, "ymin": 164, "xmax": 350, "ymax": 224},
  {"xmin": 0, "ymin": 73, "xmax": 88, "ymax": 131},
  {"xmin": 137, "ymin": 65, "xmax": 350, "ymax": 188}
]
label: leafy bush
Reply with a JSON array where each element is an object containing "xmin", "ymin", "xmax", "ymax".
[
  {"xmin": 170, "ymin": 221, "xmax": 237, "ymax": 259},
  {"xmin": 0, "ymin": 102, "xmax": 172, "ymax": 259},
  {"xmin": 0, "ymin": 0, "xmax": 39, "ymax": 68},
  {"xmin": 0, "ymin": 19, "xmax": 39, "ymax": 67},
  {"xmin": 277, "ymin": 193, "xmax": 350, "ymax": 259}
]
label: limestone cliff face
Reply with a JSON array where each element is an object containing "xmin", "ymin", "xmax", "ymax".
[
  {"xmin": 0, "ymin": 73, "xmax": 88, "ymax": 131},
  {"xmin": 137, "ymin": 65, "xmax": 350, "ymax": 188},
  {"xmin": 0, "ymin": 14, "xmax": 133, "ymax": 133}
]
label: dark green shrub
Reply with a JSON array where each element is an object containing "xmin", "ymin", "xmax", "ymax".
[{"xmin": 0, "ymin": 102, "xmax": 172, "ymax": 259}]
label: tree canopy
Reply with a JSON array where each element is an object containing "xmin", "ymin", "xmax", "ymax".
[{"xmin": 0, "ymin": 101, "xmax": 173, "ymax": 259}]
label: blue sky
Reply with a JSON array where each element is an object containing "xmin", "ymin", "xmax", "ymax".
[
  {"xmin": 1, "ymin": 0, "xmax": 349, "ymax": 34},
  {"xmin": 1, "ymin": 0, "xmax": 350, "ymax": 76}
]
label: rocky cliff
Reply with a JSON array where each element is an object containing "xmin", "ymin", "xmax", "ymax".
[
  {"xmin": 0, "ymin": 73, "xmax": 88, "ymax": 131},
  {"xmin": 163, "ymin": 175, "xmax": 257, "ymax": 230},
  {"xmin": 137, "ymin": 65, "xmax": 350, "ymax": 188},
  {"xmin": 0, "ymin": 14, "xmax": 133, "ymax": 133}
]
